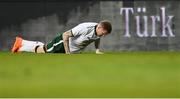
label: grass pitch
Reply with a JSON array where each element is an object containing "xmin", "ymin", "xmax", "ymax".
[{"xmin": 0, "ymin": 52, "xmax": 180, "ymax": 97}]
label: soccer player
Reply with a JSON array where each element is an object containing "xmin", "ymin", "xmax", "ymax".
[{"xmin": 11, "ymin": 20, "xmax": 112, "ymax": 54}]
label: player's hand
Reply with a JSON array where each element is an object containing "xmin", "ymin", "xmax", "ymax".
[
  {"xmin": 96, "ymin": 49, "xmax": 104, "ymax": 54},
  {"xmin": 66, "ymin": 52, "xmax": 71, "ymax": 54}
]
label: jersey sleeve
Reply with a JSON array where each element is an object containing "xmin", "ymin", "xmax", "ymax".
[{"xmin": 71, "ymin": 24, "xmax": 87, "ymax": 37}]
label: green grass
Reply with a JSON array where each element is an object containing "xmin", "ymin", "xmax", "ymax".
[{"xmin": 0, "ymin": 52, "xmax": 180, "ymax": 97}]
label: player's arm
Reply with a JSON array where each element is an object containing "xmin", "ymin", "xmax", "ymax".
[
  {"xmin": 63, "ymin": 31, "xmax": 73, "ymax": 54},
  {"xmin": 94, "ymin": 38, "xmax": 104, "ymax": 54}
]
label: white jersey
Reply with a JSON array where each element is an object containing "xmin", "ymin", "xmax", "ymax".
[{"xmin": 69, "ymin": 22, "xmax": 100, "ymax": 53}]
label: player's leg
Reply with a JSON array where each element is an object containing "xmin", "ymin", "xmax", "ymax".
[
  {"xmin": 46, "ymin": 33, "xmax": 65, "ymax": 53},
  {"xmin": 34, "ymin": 33, "xmax": 65, "ymax": 53},
  {"xmin": 11, "ymin": 36, "xmax": 44, "ymax": 53},
  {"xmin": 19, "ymin": 40, "xmax": 44, "ymax": 53},
  {"xmin": 12, "ymin": 33, "xmax": 66, "ymax": 53},
  {"xmin": 34, "ymin": 45, "xmax": 46, "ymax": 53}
]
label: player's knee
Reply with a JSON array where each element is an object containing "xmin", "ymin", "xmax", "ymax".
[{"xmin": 35, "ymin": 45, "xmax": 46, "ymax": 53}]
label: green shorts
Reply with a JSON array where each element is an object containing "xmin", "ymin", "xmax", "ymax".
[{"xmin": 46, "ymin": 33, "xmax": 65, "ymax": 53}]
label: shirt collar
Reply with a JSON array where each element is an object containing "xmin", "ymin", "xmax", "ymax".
[{"xmin": 94, "ymin": 25, "xmax": 98, "ymax": 36}]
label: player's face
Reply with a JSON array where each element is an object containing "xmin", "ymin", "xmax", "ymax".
[{"xmin": 96, "ymin": 25, "xmax": 109, "ymax": 37}]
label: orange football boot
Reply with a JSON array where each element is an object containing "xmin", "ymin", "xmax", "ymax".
[{"xmin": 11, "ymin": 36, "xmax": 22, "ymax": 53}]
